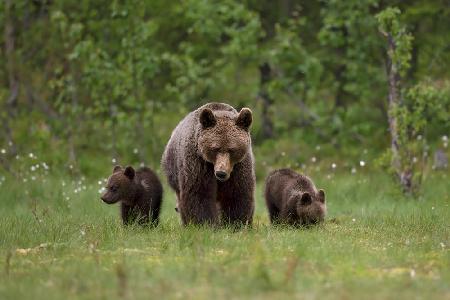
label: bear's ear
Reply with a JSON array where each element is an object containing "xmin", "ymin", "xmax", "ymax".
[
  {"xmin": 124, "ymin": 166, "xmax": 135, "ymax": 180},
  {"xmin": 318, "ymin": 189, "xmax": 326, "ymax": 203},
  {"xmin": 200, "ymin": 108, "xmax": 216, "ymax": 129},
  {"xmin": 300, "ymin": 192, "xmax": 312, "ymax": 205},
  {"xmin": 113, "ymin": 165, "xmax": 122, "ymax": 173},
  {"xmin": 236, "ymin": 108, "xmax": 252, "ymax": 131}
]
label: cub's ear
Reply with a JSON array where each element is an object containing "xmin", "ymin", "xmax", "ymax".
[
  {"xmin": 200, "ymin": 108, "xmax": 216, "ymax": 129},
  {"xmin": 236, "ymin": 108, "xmax": 252, "ymax": 131},
  {"xmin": 124, "ymin": 166, "xmax": 135, "ymax": 180},
  {"xmin": 300, "ymin": 192, "xmax": 312, "ymax": 205},
  {"xmin": 113, "ymin": 165, "xmax": 122, "ymax": 173},
  {"xmin": 318, "ymin": 189, "xmax": 326, "ymax": 203}
]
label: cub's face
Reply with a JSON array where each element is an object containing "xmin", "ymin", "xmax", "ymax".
[
  {"xmin": 100, "ymin": 166, "xmax": 135, "ymax": 204},
  {"xmin": 294, "ymin": 189, "xmax": 327, "ymax": 225},
  {"xmin": 198, "ymin": 107, "xmax": 252, "ymax": 182}
]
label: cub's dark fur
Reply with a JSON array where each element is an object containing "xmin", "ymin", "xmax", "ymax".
[
  {"xmin": 101, "ymin": 165, "xmax": 163, "ymax": 226},
  {"xmin": 265, "ymin": 168, "xmax": 326, "ymax": 226}
]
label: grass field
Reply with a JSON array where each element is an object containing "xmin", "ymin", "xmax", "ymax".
[{"xmin": 0, "ymin": 170, "xmax": 448, "ymax": 299}]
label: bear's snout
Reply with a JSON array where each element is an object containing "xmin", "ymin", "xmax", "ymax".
[
  {"xmin": 215, "ymin": 170, "xmax": 229, "ymax": 181},
  {"xmin": 214, "ymin": 152, "xmax": 232, "ymax": 181},
  {"xmin": 101, "ymin": 193, "xmax": 114, "ymax": 204}
]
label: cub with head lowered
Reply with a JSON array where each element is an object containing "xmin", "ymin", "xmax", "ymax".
[
  {"xmin": 101, "ymin": 165, "xmax": 163, "ymax": 226},
  {"xmin": 162, "ymin": 102, "xmax": 255, "ymax": 226},
  {"xmin": 265, "ymin": 169, "xmax": 327, "ymax": 226}
]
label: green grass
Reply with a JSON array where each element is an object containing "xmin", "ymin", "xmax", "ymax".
[{"xmin": 0, "ymin": 170, "xmax": 449, "ymax": 299}]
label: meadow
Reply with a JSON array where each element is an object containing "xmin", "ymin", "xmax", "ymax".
[{"xmin": 0, "ymin": 167, "xmax": 448, "ymax": 300}]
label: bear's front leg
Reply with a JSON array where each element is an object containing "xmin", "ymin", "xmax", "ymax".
[
  {"xmin": 217, "ymin": 160, "xmax": 255, "ymax": 227},
  {"xmin": 120, "ymin": 203, "xmax": 134, "ymax": 225},
  {"xmin": 280, "ymin": 197, "xmax": 299, "ymax": 225},
  {"xmin": 178, "ymin": 165, "xmax": 218, "ymax": 225}
]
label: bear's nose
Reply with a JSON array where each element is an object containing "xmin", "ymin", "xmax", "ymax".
[{"xmin": 215, "ymin": 171, "xmax": 228, "ymax": 181}]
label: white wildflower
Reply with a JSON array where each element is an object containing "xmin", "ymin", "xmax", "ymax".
[{"xmin": 359, "ymin": 160, "xmax": 365, "ymax": 167}]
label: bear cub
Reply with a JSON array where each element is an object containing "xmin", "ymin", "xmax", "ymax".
[
  {"xmin": 265, "ymin": 168, "xmax": 326, "ymax": 226},
  {"xmin": 101, "ymin": 165, "xmax": 163, "ymax": 226}
]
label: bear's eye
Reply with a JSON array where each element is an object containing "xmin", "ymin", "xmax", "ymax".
[
  {"xmin": 110, "ymin": 185, "xmax": 119, "ymax": 192},
  {"xmin": 229, "ymin": 148, "xmax": 245, "ymax": 161}
]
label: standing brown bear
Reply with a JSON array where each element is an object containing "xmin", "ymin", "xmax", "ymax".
[
  {"xmin": 101, "ymin": 165, "xmax": 163, "ymax": 226},
  {"xmin": 265, "ymin": 169, "xmax": 327, "ymax": 226},
  {"xmin": 162, "ymin": 102, "xmax": 255, "ymax": 226}
]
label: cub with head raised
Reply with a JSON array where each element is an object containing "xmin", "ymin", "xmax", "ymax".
[
  {"xmin": 101, "ymin": 165, "xmax": 163, "ymax": 226},
  {"xmin": 265, "ymin": 168, "xmax": 326, "ymax": 226}
]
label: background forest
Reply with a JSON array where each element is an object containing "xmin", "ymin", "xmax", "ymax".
[{"xmin": 1, "ymin": 0, "xmax": 449, "ymax": 186}]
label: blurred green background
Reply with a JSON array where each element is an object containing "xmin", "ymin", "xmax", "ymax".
[{"xmin": 0, "ymin": 0, "xmax": 449, "ymax": 183}]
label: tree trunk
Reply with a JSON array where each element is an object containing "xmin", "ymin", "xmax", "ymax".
[
  {"xmin": 3, "ymin": 0, "xmax": 19, "ymax": 157},
  {"xmin": 258, "ymin": 62, "xmax": 274, "ymax": 139},
  {"xmin": 386, "ymin": 33, "xmax": 413, "ymax": 193}
]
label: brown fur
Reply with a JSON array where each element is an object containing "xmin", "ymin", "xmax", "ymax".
[
  {"xmin": 101, "ymin": 165, "xmax": 163, "ymax": 226},
  {"xmin": 162, "ymin": 102, "xmax": 255, "ymax": 226},
  {"xmin": 265, "ymin": 169, "xmax": 327, "ymax": 226}
]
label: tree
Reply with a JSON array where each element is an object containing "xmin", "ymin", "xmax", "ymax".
[{"xmin": 377, "ymin": 7, "xmax": 449, "ymax": 194}]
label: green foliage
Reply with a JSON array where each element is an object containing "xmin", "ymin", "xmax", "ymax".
[
  {"xmin": 395, "ymin": 82, "xmax": 450, "ymax": 184},
  {"xmin": 0, "ymin": 1, "xmax": 449, "ymax": 177},
  {"xmin": 376, "ymin": 7, "xmax": 413, "ymax": 77},
  {"xmin": 376, "ymin": 7, "xmax": 449, "ymax": 193}
]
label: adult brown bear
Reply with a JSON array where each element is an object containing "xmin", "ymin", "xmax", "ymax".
[{"xmin": 162, "ymin": 103, "xmax": 255, "ymax": 226}]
